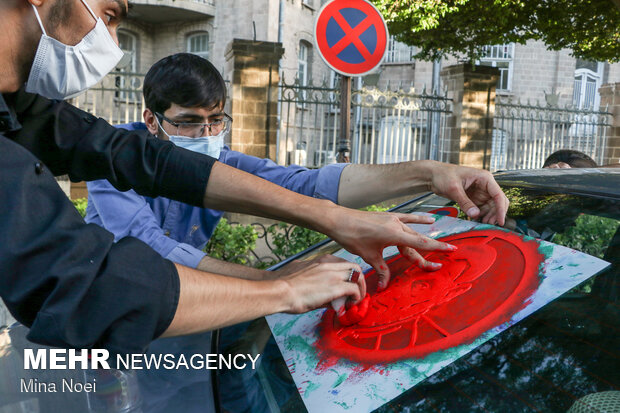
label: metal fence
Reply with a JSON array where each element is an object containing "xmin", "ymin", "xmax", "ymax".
[
  {"xmin": 72, "ymin": 72, "xmax": 231, "ymax": 125},
  {"xmin": 72, "ymin": 72, "xmax": 146, "ymax": 125},
  {"xmin": 74, "ymin": 72, "xmax": 613, "ymax": 173},
  {"xmin": 492, "ymin": 97, "xmax": 612, "ymax": 171},
  {"xmin": 277, "ymin": 76, "xmax": 453, "ymax": 167}
]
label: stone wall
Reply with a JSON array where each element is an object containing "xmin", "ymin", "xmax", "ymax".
[
  {"xmin": 599, "ymin": 83, "xmax": 620, "ymax": 165},
  {"xmin": 441, "ymin": 64, "xmax": 500, "ymax": 169},
  {"xmin": 225, "ymin": 39, "xmax": 284, "ymax": 159}
]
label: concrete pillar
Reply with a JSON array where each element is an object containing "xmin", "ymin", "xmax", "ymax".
[
  {"xmin": 225, "ymin": 39, "xmax": 284, "ymax": 159},
  {"xmin": 599, "ymin": 83, "xmax": 620, "ymax": 165},
  {"xmin": 441, "ymin": 64, "xmax": 500, "ymax": 169}
]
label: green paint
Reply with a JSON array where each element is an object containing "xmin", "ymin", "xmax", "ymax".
[
  {"xmin": 552, "ymin": 266, "xmax": 564, "ymax": 271},
  {"xmin": 284, "ymin": 335, "xmax": 318, "ymax": 368},
  {"xmin": 567, "ymin": 263, "xmax": 579, "ymax": 267},
  {"xmin": 474, "ymin": 223, "xmax": 509, "ymax": 232},
  {"xmin": 304, "ymin": 381, "xmax": 320, "ymax": 398},
  {"xmin": 332, "ymin": 373, "xmax": 348, "ymax": 388},
  {"xmin": 537, "ymin": 243, "xmax": 554, "ymax": 259},
  {"xmin": 537, "ymin": 243, "xmax": 555, "ymax": 283},
  {"xmin": 273, "ymin": 318, "xmax": 298, "ymax": 336},
  {"xmin": 366, "ymin": 384, "xmax": 387, "ymax": 402},
  {"xmin": 334, "ymin": 401, "xmax": 353, "ymax": 410}
]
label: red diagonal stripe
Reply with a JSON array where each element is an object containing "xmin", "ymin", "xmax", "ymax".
[{"xmin": 329, "ymin": 12, "xmax": 374, "ymax": 60}]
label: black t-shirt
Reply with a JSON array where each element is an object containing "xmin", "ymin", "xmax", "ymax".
[{"xmin": 0, "ymin": 89, "xmax": 216, "ymax": 355}]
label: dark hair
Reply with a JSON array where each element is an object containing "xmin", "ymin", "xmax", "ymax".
[
  {"xmin": 143, "ymin": 53, "xmax": 226, "ymax": 115},
  {"xmin": 543, "ymin": 149, "xmax": 597, "ymax": 168}
]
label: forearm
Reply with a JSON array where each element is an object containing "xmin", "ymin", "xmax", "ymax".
[
  {"xmin": 337, "ymin": 161, "xmax": 436, "ymax": 208},
  {"xmin": 197, "ymin": 256, "xmax": 271, "ymax": 280},
  {"xmin": 203, "ymin": 162, "xmax": 338, "ymax": 234},
  {"xmin": 162, "ymin": 264, "xmax": 290, "ymax": 337}
]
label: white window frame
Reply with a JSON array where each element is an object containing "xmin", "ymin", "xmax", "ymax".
[
  {"xmin": 117, "ymin": 30, "xmax": 138, "ymax": 73},
  {"xmin": 384, "ymin": 35, "xmax": 415, "ymax": 64},
  {"xmin": 573, "ymin": 62, "xmax": 603, "ymax": 110},
  {"xmin": 187, "ymin": 32, "xmax": 210, "ymax": 60},
  {"xmin": 297, "ymin": 41, "xmax": 312, "ymax": 107},
  {"xmin": 115, "ymin": 30, "xmax": 139, "ymax": 102},
  {"xmin": 298, "ymin": 42, "xmax": 309, "ymax": 87},
  {"xmin": 478, "ymin": 44, "xmax": 514, "ymax": 93}
]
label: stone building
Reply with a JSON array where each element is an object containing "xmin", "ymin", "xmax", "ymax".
[
  {"xmin": 121, "ymin": 0, "xmax": 619, "ymax": 110},
  {"xmin": 65, "ymin": 0, "xmax": 620, "ymax": 190}
]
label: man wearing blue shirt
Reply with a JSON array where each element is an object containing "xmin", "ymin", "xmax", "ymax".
[{"xmin": 86, "ymin": 53, "xmax": 508, "ymax": 286}]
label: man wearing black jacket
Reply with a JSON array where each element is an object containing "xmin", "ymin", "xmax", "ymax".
[{"xmin": 0, "ymin": 0, "xmax": 509, "ymax": 355}]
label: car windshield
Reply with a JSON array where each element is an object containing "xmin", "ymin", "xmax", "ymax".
[{"xmin": 232, "ymin": 184, "xmax": 619, "ymax": 412}]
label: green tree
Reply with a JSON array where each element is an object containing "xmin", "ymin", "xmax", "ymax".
[{"xmin": 373, "ymin": 0, "xmax": 620, "ymax": 62}]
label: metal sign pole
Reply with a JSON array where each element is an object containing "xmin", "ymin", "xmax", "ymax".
[{"xmin": 338, "ymin": 75, "xmax": 352, "ymax": 163}]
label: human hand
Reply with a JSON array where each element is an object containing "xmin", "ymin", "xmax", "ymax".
[
  {"xmin": 426, "ymin": 161, "xmax": 509, "ymax": 226},
  {"xmin": 279, "ymin": 256, "xmax": 365, "ymax": 314},
  {"xmin": 321, "ymin": 209, "xmax": 457, "ymax": 290}
]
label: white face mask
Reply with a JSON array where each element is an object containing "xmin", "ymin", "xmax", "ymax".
[
  {"xmin": 26, "ymin": 0, "xmax": 124, "ymax": 100},
  {"xmin": 156, "ymin": 117, "xmax": 225, "ymax": 160}
]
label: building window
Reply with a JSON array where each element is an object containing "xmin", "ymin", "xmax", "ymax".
[
  {"xmin": 573, "ymin": 59, "xmax": 603, "ymax": 110},
  {"xmin": 187, "ymin": 32, "xmax": 210, "ymax": 60},
  {"xmin": 298, "ymin": 41, "xmax": 311, "ymax": 87},
  {"xmin": 479, "ymin": 44, "xmax": 514, "ymax": 92},
  {"xmin": 297, "ymin": 41, "xmax": 313, "ymax": 105},
  {"xmin": 115, "ymin": 30, "xmax": 140, "ymax": 101},
  {"xmin": 117, "ymin": 30, "xmax": 138, "ymax": 72},
  {"xmin": 385, "ymin": 35, "xmax": 415, "ymax": 63}
]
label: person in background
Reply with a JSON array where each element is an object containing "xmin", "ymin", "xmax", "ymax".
[{"xmin": 543, "ymin": 149, "xmax": 598, "ymax": 168}]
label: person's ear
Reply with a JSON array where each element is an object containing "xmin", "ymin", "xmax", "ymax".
[{"xmin": 143, "ymin": 109, "xmax": 159, "ymax": 136}]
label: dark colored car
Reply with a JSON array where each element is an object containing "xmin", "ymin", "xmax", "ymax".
[{"xmin": 1, "ymin": 168, "xmax": 619, "ymax": 413}]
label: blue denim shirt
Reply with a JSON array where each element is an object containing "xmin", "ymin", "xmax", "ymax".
[{"xmin": 85, "ymin": 122, "xmax": 347, "ymax": 268}]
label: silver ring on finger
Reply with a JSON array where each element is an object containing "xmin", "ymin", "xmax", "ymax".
[
  {"xmin": 347, "ymin": 268, "xmax": 355, "ymax": 282},
  {"xmin": 347, "ymin": 269, "xmax": 360, "ymax": 283}
]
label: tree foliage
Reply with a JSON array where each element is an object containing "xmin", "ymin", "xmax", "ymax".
[{"xmin": 373, "ymin": 0, "xmax": 620, "ymax": 62}]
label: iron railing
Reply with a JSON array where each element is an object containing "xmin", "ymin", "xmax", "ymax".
[
  {"xmin": 277, "ymin": 76, "xmax": 453, "ymax": 167},
  {"xmin": 72, "ymin": 72, "xmax": 146, "ymax": 125},
  {"xmin": 492, "ymin": 97, "xmax": 612, "ymax": 171},
  {"xmin": 72, "ymin": 72, "xmax": 230, "ymax": 126}
]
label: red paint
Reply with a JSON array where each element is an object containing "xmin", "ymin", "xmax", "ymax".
[
  {"xmin": 317, "ymin": 229, "xmax": 544, "ymax": 364},
  {"xmin": 428, "ymin": 207, "xmax": 459, "ymax": 217},
  {"xmin": 337, "ymin": 294, "xmax": 370, "ymax": 326}
]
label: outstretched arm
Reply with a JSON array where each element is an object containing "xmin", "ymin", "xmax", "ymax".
[
  {"xmin": 202, "ymin": 162, "xmax": 456, "ymax": 289},
  {"xmin": 337, "ymin": 160, "xmax": 509, "ymax": 226}
]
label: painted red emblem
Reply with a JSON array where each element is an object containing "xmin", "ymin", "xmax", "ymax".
[{"xmin": 318, "ymin": 229, "xmax": 544, "ymax": 364}]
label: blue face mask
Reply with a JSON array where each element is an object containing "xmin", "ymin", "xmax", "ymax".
[
  {"xmin": 157, "ymin": 118, "xmax": 225, "ymax": 160},
  {"xmin": 168, "ymin": 134, "xmax": 225, "ymax": 160}
]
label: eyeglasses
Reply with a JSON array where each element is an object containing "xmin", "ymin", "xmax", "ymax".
[{"xmin": 155, "ymin": 112, "xmax": 233, "ymax": 138}]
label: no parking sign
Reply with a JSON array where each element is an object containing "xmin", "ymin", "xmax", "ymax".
[{"xmin": 315, "ymin": 0, "xmax": 388, "ymax": 76}]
